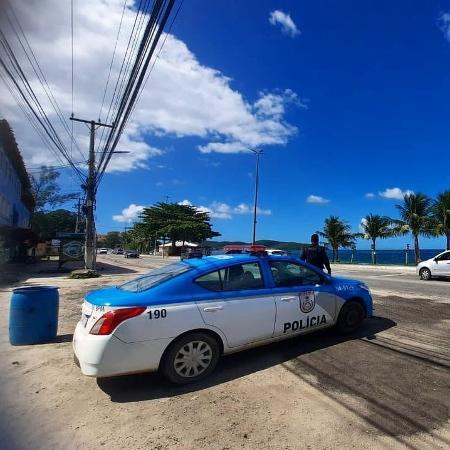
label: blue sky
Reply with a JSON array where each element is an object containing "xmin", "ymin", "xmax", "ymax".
[{"xmin": 3, "ymin": 1, "xmax": 450, "ymax": 249}]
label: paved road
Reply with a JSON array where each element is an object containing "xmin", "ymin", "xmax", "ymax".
[
  {"xmin": 0, "ymin": 254, "xmax": 448, "ymax": 449},
  {"xmin": 94, "ymin": 254, "xmax": 450, "ymax": 448},
  {"xmin": 332, "ymin": 265, "xmax": 449, "ymax": 302},
  {"xmin": 100, "ymin": 254, "xmax": 450, "ymax": 301}
]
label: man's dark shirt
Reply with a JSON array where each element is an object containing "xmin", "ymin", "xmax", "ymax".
[{"xmin": 300, "ymin": 245, "xmax": 331, "ymax": 273}]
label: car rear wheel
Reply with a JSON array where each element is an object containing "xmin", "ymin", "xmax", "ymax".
[
  {"xmin": 419, "ymin": 268, "xmax": 431, "ymax": 280},
  {"xmin": 161, "ymin": 332, "xmax": 220, "ymax": 384},
  {"xmin": 336, "ymin": 301, "xmax": 365, "ymax": 334}
]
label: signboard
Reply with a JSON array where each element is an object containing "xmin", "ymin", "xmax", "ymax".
[{"xmin": 58, "ymin": 233, "xmax": 85, "ymax": 266}]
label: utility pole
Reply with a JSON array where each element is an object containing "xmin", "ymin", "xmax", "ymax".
[
  {"xmin": 74, "ymin": 197, "xmax": 81, "ymax": 232},
  {"xmin": 70, "ymin": 117, "xmax": 113, "ymax": 270},
  {"xmin": 250, "ymin": 149, "xmax": 263, "ymax": 245}
]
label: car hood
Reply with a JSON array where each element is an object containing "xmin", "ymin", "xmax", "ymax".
[
  {"xmin": 331, "ymin": 276, "xmax": 361, "ymax": 286},
  {"xmin": 417, "ymin": 258, "xmax": 433, "ymax": 266}
]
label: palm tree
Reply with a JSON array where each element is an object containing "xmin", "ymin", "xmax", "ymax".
[
  {"xmin": 394, "ymin": 193, "xmax": 433, "ymax": 264},
  {"xmin": 432, "ymin": 190, "xmax": 450, "ymax": 250},
  {"xmin": 319, "ymin": 216, "xmax": 356, "ymax": 262},
  {"xmin": 360, "ymin": 214, "xmax": 394, "ymax": 264}
]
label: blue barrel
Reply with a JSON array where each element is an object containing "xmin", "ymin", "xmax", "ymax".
[{"xmin": 9, "ymin": 286, "xmax": 59, "ymax": 345}]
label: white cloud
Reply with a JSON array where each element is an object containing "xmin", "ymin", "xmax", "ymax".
[
  {"xmin": 306, "ymin": 195, "xmax": 330, "ymax": 204},
  {"xmin": 178, "ymin": 200, "xmax": 271, "ymax": 220},
  {"xmin": 359, "ymin": 217, "xmax": 367, "ymax": 233},
  {"xmin": 365, "ymin": 192, "xmax": 375, "ymax": 198},
  {"xmin": 0, "ymin": 0, "xmax": 300, "ymax": 174},
  {"xmin": 378, "ymin": 187, "xmax": 414, "ymax": 200},
  {"xmin": 112, "ymin": 203, "xmax": 144, "ymax": 223},
  {"xmin": 199, "ymin": 142, "xmax": 248, "ymax": 154},
  {"xmin": 438, "ymin": 13, "xmax": 450, "ymax": 42},
  {"xmin": 269, "ymin": 10, "xmax": 301, "ymax": 38}
]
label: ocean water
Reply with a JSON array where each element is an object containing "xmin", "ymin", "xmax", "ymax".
[
  {"xmin": 212, "ymin": 248, "xmax": 446, "ymax": 265},
  {"xmin": 291, "ymin": 249, "xmax": 446, "ymax": 265}
]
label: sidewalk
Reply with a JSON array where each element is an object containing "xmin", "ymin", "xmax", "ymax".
[{"xmin": 331, "ymin": 263, "xmax": 417, "ymax": 273}]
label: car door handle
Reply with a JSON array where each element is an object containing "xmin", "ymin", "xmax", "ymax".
[
  {"xmin": 281, "ymin": 296, "xmax": 297, "ymax": 302},
  {"xmin": 203, "ymin": 306, "xmax": 223, "ymax": 312}
]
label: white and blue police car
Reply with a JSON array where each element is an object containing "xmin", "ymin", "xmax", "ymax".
[{"xmin": 73, "ymin": 253, "xmax": 373, "ymax": 384}]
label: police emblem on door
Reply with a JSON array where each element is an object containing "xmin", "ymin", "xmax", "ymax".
[{"xmin": 299, "ymin": 291, "xmax": 315, "ymax": 313}]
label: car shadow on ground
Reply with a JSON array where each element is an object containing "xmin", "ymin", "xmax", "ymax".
[{"xmin": 97, "ymin": 316, "xmax": 395, "ymax": 403}]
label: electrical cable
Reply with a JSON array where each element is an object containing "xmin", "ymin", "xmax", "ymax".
[
  {"xmin": 0, "ymin": 70, "xmax": 67, "ymax": 170},
  {"xmin": 96, "ymin": 0, "xmax": 148, "ymax": 164},
  {"xmin": 71, "ymin": 0, "xmax": 74, "ymax": 158},
  {"xmin": 97, "ymin": 0, "xmax": 175, "ymax": 183},
  {"xmin": 127, "ymin": 0, "xmax": 184, "ymax": 128},
  {"xmin": 97, "ymin": 0, "xmax": 128, "ymax": 123},
  {"xmin": 5, "ymin": 0, "xmax": 85, "ymax": 162},
  {"xmin": 0, "ymin": 37, "xmax": 85, "ymax": 181}
]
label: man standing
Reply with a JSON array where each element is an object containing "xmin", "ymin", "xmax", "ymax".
[{"xmin": 301, "ymin": 233, "xmax": 331, "ymax": 275}]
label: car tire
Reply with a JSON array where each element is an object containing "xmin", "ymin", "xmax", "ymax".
[
  {"xmin": 161, "ymin": 332, "xmax": 220, "ymax": 384},
  {"xmin": 419, "ymin": 268, "xmax": 431, "ymax": 281},
  {"xmin": 336, "ymin": 301, "xmax": 365, "ymax": 334}
]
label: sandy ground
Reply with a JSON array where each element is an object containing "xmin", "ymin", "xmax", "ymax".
[{"xmin": 0, "ymin": 256, "xmax": 449, "ymax": 450}]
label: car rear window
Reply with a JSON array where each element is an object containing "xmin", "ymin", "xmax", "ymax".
[{"xmin": 119, "ymin": 262, "xmax": 192, "ymax": 292}]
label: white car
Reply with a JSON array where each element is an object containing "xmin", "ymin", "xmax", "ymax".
[
  {"xmin": 73, "ymin": 254, "xmax": 373, "ymax": 384},
  {"xmin": 417, "ymin": 250, "xmax": 450, "ymax": 280},
  {"xmin": 97, "ymin": 248, "xmax": 108, "ymax": 255}
]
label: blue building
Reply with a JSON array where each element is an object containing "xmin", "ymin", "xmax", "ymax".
[{"xmin": 0, "ymin": 119, "xmax": 35, "ymax": 263}]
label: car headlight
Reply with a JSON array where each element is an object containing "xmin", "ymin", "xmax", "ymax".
[{"xmin": 358, "ymin": 283, "xmax": 370, "ymax": 292}]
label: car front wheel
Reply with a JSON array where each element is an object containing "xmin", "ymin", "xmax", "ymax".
[
  {"xmin": 336, "ymin": 301, "xmax": 365, "ymax": 334},
  {"xmin": 419, "ymin": 267, "xmax": 431, "ymax": 280},
  {"xmin": 161, "ymin": 332, "xmax": 220, "ymax": 384}
]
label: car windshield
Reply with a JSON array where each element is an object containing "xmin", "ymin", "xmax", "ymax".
[{"xmin": 119, "ymin": 262, "xmax": 192, "ymax": 292}]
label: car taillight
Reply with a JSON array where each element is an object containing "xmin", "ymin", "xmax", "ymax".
[{"xmin": 89, "ymin": 307, "xmax": 146, "ymax": 335}]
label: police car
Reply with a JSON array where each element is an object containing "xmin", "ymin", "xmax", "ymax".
[{"xmin": 73, "ymin": 253, "xmax": 373, "ymax": 384}]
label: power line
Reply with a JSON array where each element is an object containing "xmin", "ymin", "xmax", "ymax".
[
  {"xmin": 71, "ymin": 0, "xmax": 75, "ymax": 158},
  {"xmin": 128, "ymin": 0, "xmax": 184, "ymax": 127},
  {"xmin": 4, "ymin": 0, "xmax": 85, "ymax": 162},
  {"xmin": 96, "ymin": 0, "xmax": 149, "ymax": 162},
  {"xmin": 0, "ymin": 70, "xmax": 67, "ymax": 169},
  {"xmin": 0, "ymin": 29, "xmax": 85, "ymax": 181},
  {"xmin": 97, "ymin": 0, "xmax": 176, "ymax": 184},
  {"xmin": 97, "ymin": 0, "xmax": 128, "ymax": 123}
]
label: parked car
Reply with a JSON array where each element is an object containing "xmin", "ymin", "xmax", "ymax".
[
  {"xmin": 73, "ymin": 254, "xmax": 373, "ymax": 384},
  {"xmin": 97, "ymin": 248, "xmax": 108, "ymax": 255},
  {"xmin": 417, "ymin": 250, "xmax": 450, "ymax": 280},
  {"xmin": 112, "ymin": 248, "xmax": 124, "ymax": 255},
  {"xmin": 124, "ymin": 249, "xmax": 139, "ymax": 258},
  {"xmin": 180, "ymin": 247, "xmax": 203, "ymax": 260},
  {"xmin": 266, "ymin": 248, "xmax": 287, "ymax": 256}
]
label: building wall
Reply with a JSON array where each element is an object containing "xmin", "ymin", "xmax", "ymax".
[{"xmin": 0, "ymin": 142, "xmax": 31, "ymax": 229}]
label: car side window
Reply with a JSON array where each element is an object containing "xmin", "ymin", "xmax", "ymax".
[
  {"xmin": 270, "ymin": 261, "xmax": 322, "ymax": 287},
  {"xmin": 221, "ymin": 262, "xmax": 265, "ymax": 291},
  {"xmin": 438, "ymin": 252, "xmax": 450, "ymax": 261},
  {"xmin": 195, "ymin": 263, "xmax": 265, "ymax": 292},
  {"xmin": 195, "ymin": 271, "xmax": 222, "ymax": 291}
]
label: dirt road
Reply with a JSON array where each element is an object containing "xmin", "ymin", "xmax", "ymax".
[{"xmin": 0, "ymin": 257, "xmax": 449, "ymax": 450}]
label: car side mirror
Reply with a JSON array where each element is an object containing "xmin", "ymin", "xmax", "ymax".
[{"xmin": 434, "ymin": 258, "xmax": 439, "ymax": 263}]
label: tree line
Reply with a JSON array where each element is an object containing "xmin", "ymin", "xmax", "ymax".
[
  {"xmin": 319, "ymin": 191, "xmax": 450, "ymax": 264},
  {"xmin": 121, "ymin": 202, "xmax": 220, "ymax": 254}
]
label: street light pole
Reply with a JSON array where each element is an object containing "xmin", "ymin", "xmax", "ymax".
[{"xmin": 250, "ymin": 149, "xmax": 263, "ymax": 245}]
